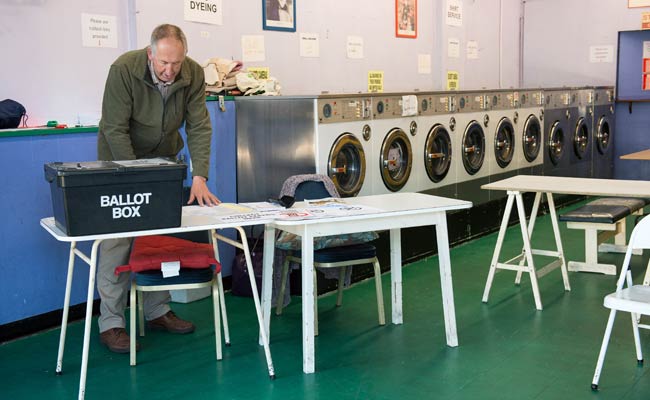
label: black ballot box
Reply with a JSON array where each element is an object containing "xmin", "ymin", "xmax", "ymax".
[{"xmin": 44, "ymin": 158, "xmax": 187, "ymax": 236}]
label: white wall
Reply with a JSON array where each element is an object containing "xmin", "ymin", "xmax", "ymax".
[
  {"xmin": 522, "ymin": 0, "xmax": 646, "ymax": 87},
  {"xmin": 10, "ymin": 0, "xmax": 640, "ymax": 126}
]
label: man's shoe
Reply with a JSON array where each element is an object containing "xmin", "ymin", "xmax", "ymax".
[
  {"xmin": 148, "ymin": 311, "xmax": 195, "ymax": 334},
  {"xmin": 100, "ymin": 328, "xmax": 139, "ymax": 353}
]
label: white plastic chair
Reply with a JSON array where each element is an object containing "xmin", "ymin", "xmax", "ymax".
[{"xmin": 591, "ymin": 214, "xmax": 650, "ymax": 390}]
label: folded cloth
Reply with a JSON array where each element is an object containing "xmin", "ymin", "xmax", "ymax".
[{"xmin": 115, "ymin": 235, "xmax": 220, "ymax": 275}]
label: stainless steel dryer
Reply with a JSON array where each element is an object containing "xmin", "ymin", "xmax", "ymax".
[
  {"xmin": 371, "ymin": 94, "xmax": 417, "ymax": 194},
  {"xmin": 454, "ymin": 91, "xmax": 491, "ymax": 204},
  {"xmin": 516, "ymin": 89, "xmax": 545, "ymax": 176},
  {"xmin": 416, "ymin": 92, "xmax": 457, "ymax": 198},
  {"xmin": 543, "ymin": 89, "xmax": 572, "ymax": 176},
  {"xmin": 486, "ymin": 90, "xmax": 519, "ymax": 202},
  {"xmin": 567, "ymin": 87, "xmax": 594, "ymax": 178},
  {"xmin": 316, "ymin": 95, "xmax": 374, "ymax": 196},
  {"xmin": 592, "ymin": 87, "xmax": 615, "ymax": 179}
]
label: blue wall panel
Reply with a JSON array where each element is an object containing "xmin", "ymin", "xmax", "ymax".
[
  {"xmin": 614, "ymin": 102, "xmax": 650, "ymax": 180},
  {"xmin": 0, "ymin": 100, "xmax": 237, "ymax": 325}
]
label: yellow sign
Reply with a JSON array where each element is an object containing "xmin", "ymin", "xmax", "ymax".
[
  {"xmin": 446, "ymin": 70, "xmax": 459, "ymax": 90},
  {"xmin": 643, "ymin": 12, "xmax": 650, "ymax": 29},
  {"xmin": 368, "ymin": 70, "xmax": 384, "ymax": 93},
  {"xmin": 248, "ymin": 67, "xmax": 269, "ymax": 80}
]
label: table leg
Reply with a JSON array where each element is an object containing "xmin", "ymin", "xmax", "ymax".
[
  {"xmin": 515, "ymin": 192, "xmax": 542, "ymax": 284},
  {"xmin": 546, "ymin": 193, "xmax": 571, "ymax": 291},
  {"xmin": 56, "ymin": 241, "xmax": 77, "ymax": 375},
  {"xmin": 301, "ymin": 226, "xmax": 316, "ymax": 374},
  {"xmin": 260, "ymin": 225, "xmax": 276, "ymax": 346},
  {"xmin": 515, "ymin": 192, "xmax": 543, "ymax": 311},
  {"xmin": 237, "ymin": 228, "xmax": 275, "ymax": 378},
  {"xmin": 78, "ymin": 239, "xmax": 102, "ymax": 400},
  {"xmin": 435, "ymin": 213, "xmax": 458, "ymax": 347},
  {"xmin": 390, "ymin": 228, "xmax": 403, "ymax": 324},
  {"xmin": 482, "ymin": 192, "xmax": 516, "ymax": 303}
]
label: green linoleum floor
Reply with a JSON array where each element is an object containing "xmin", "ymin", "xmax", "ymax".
[{"xmin": 3, "ymin": 203, "xmax": 650, "ymax": 399}]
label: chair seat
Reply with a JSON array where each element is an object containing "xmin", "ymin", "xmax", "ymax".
[
  {"xmin": 294, "ymin": 243, "xmax": 377, "ymax": 263},
  {"xmin": 134, "ymin": 268, "xmax": 214, "ymax": 286},
  {"xmin": 604, "ymin": 285, "xmax": 650, "ymax": 315}
]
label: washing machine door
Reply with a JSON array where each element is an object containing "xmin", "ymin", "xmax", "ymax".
[
  {"xmin": 424, "ymin": 124, "xmax": 452, "ymax": 183},
  {"xmin": 494, "ymin": 117, "xmax": 515, "ymax": 168},
  {"xmin": 548, "ymin": 121, "xmax": 565, "ymax": 165},
  {"xmin": 462, "ymin": 120, "xmax": 485, "ymax": 175},
  {"xmin": 327, "ymin": 132, "xmax": 366, "ymax": 197},
  {"xmin": 596, "ymin": 115, "xmax": 611, "ymax": 155},
  {"xmin": 379, "ymin": 128, "xmax": 413, "ymax": 192},
  {"xmin": 573, "ymin": 117, "xmax": 589, "ymax": 159},
  {"xmin": 522, "ymin": 114, "xmax": 541, "ymax": 162}
]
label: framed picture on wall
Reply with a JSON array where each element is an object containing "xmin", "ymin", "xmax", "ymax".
[
  {"xmin": 263, "ymin": 0, "xmax": 296, "ymax": 32},
  {"xmin": 395, "ymin": 0, "xmax": 417, "ymax": 38}
]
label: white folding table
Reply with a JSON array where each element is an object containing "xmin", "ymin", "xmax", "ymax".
[
  {"xmin": 41, "ymin": 207, "xmax": 275, "ymax": 400},
  {"xmin": 258, "ymin": 192, "xmax": 472, "ymax": 374},
  {"xmin": 481, "ymin": 175, "xmax": 650, "ymax": 310}
]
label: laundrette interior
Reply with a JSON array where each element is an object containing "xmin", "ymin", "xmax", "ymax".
[{"xmin": 3, "ymin": 1, "xmax": 650, "ymax": 399}]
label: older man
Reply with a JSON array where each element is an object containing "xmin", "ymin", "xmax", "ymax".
[{"xmin": 96, "ymin": 24, "xmax": 219, "ymax": 353}]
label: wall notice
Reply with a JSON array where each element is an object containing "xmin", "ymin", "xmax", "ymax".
[
  {"xmin": 184, "ymin": 0, "xmax": 223, "ymax": 25},
  {"xmin": 81, "ymin": 13, "xmax": 117, "ymax": 48},
  {"xmin": 300, "ymin": 33, "xmax": 320, "ymax": 58},
  {"xmin": 448, "ymin": 38, "xmax": 460, "ymax": 58},
  {"xmin": 447, "ymin": 70, "xmax": 459, "ymax": 90},
  {"xmin": 347, "ymin": 36, "xmax": 364, "ymax": 59},
  {"xmin": 466, "ymin": 40, "xmax": 479, "ymax": 59},
  {"xmin": 368, "ymin": 71, "xmax": 384, "ymax": 93},
  {"xmin": 589, "ymin": 45, "xmax": 614, "ymax": 63},
  {"xmin": 629, "ymin": 0, "xmax": 650, "ymax": 8},
  {"xmin": 446, "ymin": 0, "xmax": 462, "ymax": 27},
  {"xmin": 242, "ymin": 35, "xmax": 265, "ymax": 62},
  {"xmin": 418, "ymin": 54, "xmax": 431, "ymax": 74}
]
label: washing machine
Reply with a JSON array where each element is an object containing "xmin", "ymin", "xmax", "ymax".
[
  {"xmin": 567, "ymin": 87, "xmax": 594, "ymax": 178},
  {"xmin": 316, "ymin": 95, "xmax": 374, "ymax": 197},
  {"xmin": 592, "ymin": 86, "xmax": 615, "ymax": 179},
  {"xmin": 543, "ymin": 88, "xmax": 572, "ymax": 176},
  {"xmin": 415, "ymin": 92, "xmax": 457, "ymax": 198},
  {"xmin": 515, "ymin": 89, "xmax": 545, "ymax": 176},
  {"xmin": 454, "ymin": 91, "xmax": 491, "ymax": 204},
  {"xmin": 370, "ymin": 94, "xmax": 418, "ymax": 194}
]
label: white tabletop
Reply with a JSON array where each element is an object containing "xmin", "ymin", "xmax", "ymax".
[
  {"xmin": 41, "ymin": 204, "xmax": 274, "ymax": 242},
  {"xmin": 272, "ymin": 192, "xmax": 472, "ymax": 226},
  {"xmin": 482, "ymin": 175, "xmax": 650, "ymax": 198}
]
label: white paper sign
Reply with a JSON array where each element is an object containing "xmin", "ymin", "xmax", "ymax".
[
  {"xmin": 81, "ymin": 13, "xmax": 118, "ymax": 48},
  {"xmin": 161, "ymin": 261, "xmax": 180, "ymax": 278},
  {"xmin": 300, "ymin": 33, "xmax": 320, "ymax": 58},
  {"xmin": 402, "ymin": 95, "xmax": 418, "ymax": 116},
  {"xmin": 448, "ymin": 38, "xmax": 460, "ymax": 58},
  {"xmin": 589, "ymin": 45, "xmax": 614, "ymax": 63},
  {"xmin": 418, "ymin": 54, "xmax": 431, "ymax": 74},
  {"xmin": 467, "ymin": 40, "xmax": 479, "ymax": 59},
  {"xmin": 241, "ymin": 35, "xmax": 265, "ymax": 62},
  {"xmin": 184, "ymin": 0, "xmax": 223, "ymax": 25},
  {"xmin": 347, "ymin": 36, "xmax": 364, "ymax": 59},
  {"xmin": 644, "ymin": 41, "xmax": 650, "ymax": 58},
  {"xmin": 446, "ymin": 0, "xmax": 463, "ymax": 27}
]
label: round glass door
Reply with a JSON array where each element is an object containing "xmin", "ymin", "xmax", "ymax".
[
  {"xmin": 596, "ymin": 116, "xmax": 611, "ymax": 155},
  {"xmin": 548, "ymin": 121, "xmax": 565, "ymax": 166},
  {"xmin": 327, "ymin": 132, "xmax": 366, "ymax": 197},
  {"xmin": 424, "ymin": 124, "xmax": 452, "ymax": 183},
  {"xmin": 573, "ymin": 117, "xmax": 589, "ymax": 159},
  {"xmin": 522, "ymin": 115, "xmax": 541, "ymax": 162},
  {"xmin": 462, "ymin": 120, "xmax": 485, "ymax": 175},
  {"xmin": 379, "ymin": 128, "xmax": 413, "ymax": 192},
  {"xmin": 494, "ymin": 118, "xmax": 515, "ymax": 168}
]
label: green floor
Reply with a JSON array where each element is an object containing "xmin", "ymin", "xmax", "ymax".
[{"xmin": 3, "ymin": 204, "xmax": 650, "ymax": 399}]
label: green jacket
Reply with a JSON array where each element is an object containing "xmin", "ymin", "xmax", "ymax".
[{"xmin": 97, "ymin": 48, "xmax": 212, "ymax": 179}]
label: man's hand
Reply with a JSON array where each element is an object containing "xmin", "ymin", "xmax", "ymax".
[{"xmin": 188, "ymin": 176, "xmax": 221, "ymax": 206}]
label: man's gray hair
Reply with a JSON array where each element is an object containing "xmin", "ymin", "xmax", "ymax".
[{"xmin": 150, "ymin": 24, "xmax": 188, "ymax": 55}]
